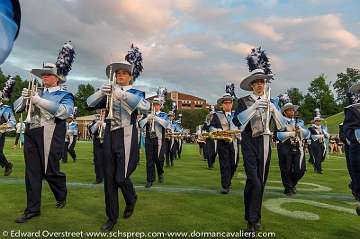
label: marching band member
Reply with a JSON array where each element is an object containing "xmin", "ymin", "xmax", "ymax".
[
  {"xmin": 139, "ymin": 98, "xmax": 169, "ymax": 188},
  {"xmin": 13, "ymin": 115, "xmax": 25, "ymax": 149},
  {"xmin": 196, "ymin": 125, "xmax": 205, "ymax": 157},
  {"xmin": 276, "ymin": 101, "xmax": 310, "ymax": 196},
  {"xmin": 232, "ymin": 47, "xmax": 287, "ymax": 232},
  {"xmin": 0, "ymin": 77, "xmax": 16, "ymax": 176},
  {"xmin": 209, "ymin": 93, "xmax": 240, "ymax": 194},
  {"xmin": 167, "ymin": 111, "xmax": 183, "ymax": 167},
  {"xmin": 308, "ymin": 109, "xmax": 329, "ymax": 174},
  {"xmin": 88, "ymin": 110, "xmax": 106, "ymax": 184},
  {"xmin": 339, "ymin": 122, "xmax": 353, "ymax": 195},
  {"xmin": 86, "ymin": 45, "xmax": 150, "ymax": 231},
  {"xmin": 204, "ymin": 107, "xmax": 217, "ymax": 169},
  {"xmin": 343, "ymin": 83, "xmax": 360, "ymax": 214},
  {"xmin": 66, "ymin": 114, "xmax": 78, "ymax": 162},
  {"xmin": 176, "ymin": 114, "xmax": 184, "ymax": 159},
  {"xmin": 14, "ymin": 42, "xmax": 75, "ymax": 223}
]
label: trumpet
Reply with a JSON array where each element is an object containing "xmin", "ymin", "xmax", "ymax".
[
  {"xmin": 25, "ymin": 77, "xmax": 38, "ymax": 123},
  {"xmin": 262, "ymin": 83, "xmax": 272, "ymax": 135},
  {"xmin": 97, "ymin": 109, "xmax": 106, "ymax": 142},
  {"xmin": 106, "ymin": 65, "xmax": 114, "ymax": 119},
  {"xmin": 150, "ymin": 104, "xmax": 157, "ymax": 139}
]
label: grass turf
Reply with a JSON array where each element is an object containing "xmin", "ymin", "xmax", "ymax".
[{"xmin": 0, "ymin": 139, "xmax": 359, "ymax": 239}]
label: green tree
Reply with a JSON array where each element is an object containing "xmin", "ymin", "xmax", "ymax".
[
  {"xmin": 286, "ymin": 88, "xmax": 303, "ymax": 106},
  {"xmin": 299, "ymin": 93, "xmax": 316, "ymax": 123},
  {"xmin": 333, "ymin": 68, "xmax": 360, "ymax": 106},
  {"xmin": 75, "ymin": 83, "xmax": 95, "ymax": 116},
  {"xmin": 177, "ymin": 109, "xmax": 208, "ymax": 133},
  {"xmin": 305, "ymin": 74, "xmax": 340, "ymax": 120}
]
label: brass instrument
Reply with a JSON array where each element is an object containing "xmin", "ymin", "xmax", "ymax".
[
  {"xmin": 25, "ymin": 76, "xmax": 38, "ymax": 123},
  {"xmin": 262, "ymin": 83, "xmax": 272, "ymax": 135},
  {"xmin": 97, "ymin": 109, "xmax": 106, "ymax": 142},
  {"xmin": 106, "ymin": 65, "xmax": 114, "ymax": 119},
  {"xmin": 196, "ymin": 137, "xmax": 206, "ymax": 143},
  {"xmin": 0, "ymin": 123, "xmax": 14, "ymax": 133},
  {"xmin": 290, "ymin": 116, "xmax": 301, "ymax": 146},
  {"xmin": 202, "ymin": 130, "xmax": 241, "ymax": 143},
  {"xmin": 150, "ymin": 103, "xmax": 157, "ymax": 138},
  {"xmin": 165, "ymin": 132, "xmax": 186, "ymax": 140}
]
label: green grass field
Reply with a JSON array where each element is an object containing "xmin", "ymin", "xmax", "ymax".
[{"xmin": 0, "ymin": 139, "xmax": 359, "ymax": 239}]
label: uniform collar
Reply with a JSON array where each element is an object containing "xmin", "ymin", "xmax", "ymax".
[
  {"xmin": 250, "ymin": 93, "xmax": 265, "ymax": 101},
  {"xmin": 224, "ymin": 111, "xmax": 232, "ymax": 117},
  {"xmin": 115, "ymin": 84, "xmax": 132, "ymax": 91},
  {"xmin": 44, "ymin": 86, "xmax": 61, "ymax": 93}
]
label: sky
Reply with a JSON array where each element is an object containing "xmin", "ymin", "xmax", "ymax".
[{"xmin": 2, "ymin": 0, "xmax": 360, "ymax": 104}]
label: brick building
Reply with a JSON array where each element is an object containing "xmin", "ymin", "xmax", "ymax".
[{"xmin": 147, "ymin": 91, "xmax": 208, "ymax": 110}]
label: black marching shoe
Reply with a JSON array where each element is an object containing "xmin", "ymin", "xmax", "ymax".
[
  {"xmin": 159, "ymin": 174, "xmax": 164, "ymax": 183},
  {"xmin": 94, "ymin": 179, "xmax": 103, "ymax": 184},
  {"xmin": 246, "ymin": 222, "xmax": 256, "ymax": 233},
  {"xmin": 123, "ymin": 196, "xmax": 137, "ymax": 219},
  {"xmin": 15, "ymin": 212, "xmax": 40, "ymax": 223},
  {"xmin": 145, "ymin": 181, "xmax": 153, "ymax": 188},
  {"xmin": 56, "ymin": 200, "xmax": 66, "ymax": 209},
  {"xmin": 356, "ymin": 206, "xmax": 360, "ymax": 216},
  {"xmin": 284, "ymin": 188, "xmax": 293, "ymax": 197},
  {"xmin": 101, "ymin": 220, "xmax": 116, "ymax": 232},
  {"xmin": 220, "ymin": 188, "xmax": 230, "ymax": 194},
  {"xmin": 4, "ymin": 162, "xmax": 13, "ymax": 176},
  {"xmin": 254, "ymin": 221, "xmax": 262, "ymax": 231}
]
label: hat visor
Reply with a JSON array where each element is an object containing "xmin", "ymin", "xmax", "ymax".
[
  {"xmin": 31, "ymin": 68, "xmax": 59, "ymax": 78},
  {"xmin": 217, "ymin": 97, "xmax": 233, "ymax": 105},
  {"xmin": 281, "ymin": 105, "xmax": 299, "ymax": 113},
  {"xmin": 31, "ymin": 68, "xmax": 64, "ymax": 82},
  {"xmin": 240, "ymin": 73, "xmax": 271, "ymax": 91},
  {"xmin": 313, "ymin": 117, "xmax": 324, "ymax": 121},
  {"xmin": 106, "ymin": 63, "xmax": 132, "ymax": 78}
]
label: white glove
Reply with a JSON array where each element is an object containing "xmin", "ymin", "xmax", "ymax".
[
  {"xmin": 113, "ymin": 87, "xmax": 125, "ymax": 100},
  {"xmin": 21, "ymin": 88, "xmax": 31, "ymax": 99},
  {"xmin": 147, "ymin": 114, "xmax": 155, "ymax": 121},
  {"xmin": 101, "ymin": 83, "xmax": 112, "ymax": 95},
  {"xmin": 270, "ymin": 102, "xmax": 277, "ymax": 113},
  {"xmin": 286, "ymin": 125, "xmax": 296, "ymax": 132},
  {"xmin": 255, "ymin": 99, "xmax": 268, "ymax": 110},
  {"xmin": 30, "ymin": 93, "xmax": 41, "ymax": 105},
  {"xmin": 288, "ymin": 131, "xmax": 296, "ymax": 137}
]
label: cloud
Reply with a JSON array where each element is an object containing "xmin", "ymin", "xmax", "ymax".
[
  {"xmin": 218, "ymin": 42, "xmax": 255, "ymax": 55},
  {"xmin": 254, "ymin": 0, "xmax": 279, "ymax": 8},
  {"xmin": 266, "ymin": 14, "xmax": 360, "ymax": 49},
  {"xmin": 243, "ymin": 22, "xmax": 283, "ymax": 41}
]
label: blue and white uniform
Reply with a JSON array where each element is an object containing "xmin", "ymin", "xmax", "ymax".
[
  {"xmin": 276, "ymin": 117, "xmax": 310, "ymax": 194},
  {"xmin": 87, "ymin": 84, "xmax": 150, "ymax": 223},
  {"xmin": 0, "ymin": 103, "xmax": 16, "ymax": 174},
  {"xmin": 139, "ymin": 110, "xmax": 169, "ymax": 184},
  {"xmin": 13, "ymin": 85, "xmax": 74, "ymax": 214}
]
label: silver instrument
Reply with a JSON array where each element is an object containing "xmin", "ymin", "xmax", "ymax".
[
  {"xmin": 106, "ymin": 65, "xmax": 114, "ymax": 119},
  {"xmin": 25, "ymin": 76, "xmax": 38, "ymax": 123}
]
